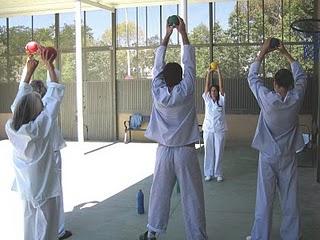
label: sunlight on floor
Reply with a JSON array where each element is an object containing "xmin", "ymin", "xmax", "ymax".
[{"xmin": 0, "ymin": 140, "xmax": 158, "ymax": 240}]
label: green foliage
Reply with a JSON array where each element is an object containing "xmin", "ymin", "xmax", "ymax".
[{"xmin": 0, "ymin": 0, "xmax": 316, "ymax": 85}]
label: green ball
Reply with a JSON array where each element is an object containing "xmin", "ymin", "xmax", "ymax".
[{"xmin": 167, "ymin": 15, "xmax": 179, "ymax": 27}]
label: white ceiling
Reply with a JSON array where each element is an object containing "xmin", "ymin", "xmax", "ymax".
[{"xmin": 0, "ymin": 0, "xmax": 229, "ymax": 18}]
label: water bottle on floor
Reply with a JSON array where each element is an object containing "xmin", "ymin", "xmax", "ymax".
[{"xmin": 137, "ymin": 189, "xmax": 145, "ymax": 214}]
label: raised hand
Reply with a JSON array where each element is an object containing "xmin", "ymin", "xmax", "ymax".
[
  {"xmin": 176, "ymin": 17, "xmax": 190, "ymax": 45},
  {"xmin": 176, "ymin": 16, "xmax": 187, "ymax": 35},
  {"xmin": 257, "ymin": 38, "xmax": 276, "ymax": 61},
  {"xmin": 26, "ymin": 57, "xmax": 39, "ymax": 74},
  {"xmin": 165, "ymin": 22, "xmax": 174, "ymax": 37},
  {"xmin": 24, "ymin": 57, "xmax": 39, "ymax": 83},
  {"xmin": 40, "ymin": 47, "xmax": 55, "ymax": 69},
  {"xmin": 278, "ymin": 41, "xmax": 295, "ymax": 64},
  {"xmin": 162, "ymin": 21, "xmax": 174, "ymax": 46},
  {"xmin": 40, "ymin": 47, "xmax": 58, "ymax": 83}
]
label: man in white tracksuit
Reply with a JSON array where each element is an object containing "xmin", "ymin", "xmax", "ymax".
[
  {"xmin": 6, "ymin": 51, "xmax": 65, "ymax": 240},
  {"xmin": 247, "ymin": 38, "xmax": 307, "ymax": 240},
  {"xmin": 10, "ymin": 54, "xmax": 71, "ymax": 240},
  {"xmin": 139, "ymin": 17, "xmax": 207, "ymax": 240}
]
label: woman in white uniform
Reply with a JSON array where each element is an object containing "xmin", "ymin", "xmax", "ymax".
[
  {"xmin": 11, "ymin": 61, "xmax": 72, "ymax": 240},
  {"xmin": 202, "ymin": 64, "xmax": 227, "ymax": 182},
  {"xmin": 5, "ymin": 49, "xmax": 65, "ymax": 240}
]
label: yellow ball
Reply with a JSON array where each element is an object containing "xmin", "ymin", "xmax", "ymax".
[{"xmin": 210, "ymin": 61, "xmax": 218, "ymax": 71}]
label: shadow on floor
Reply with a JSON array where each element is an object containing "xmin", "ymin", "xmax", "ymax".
[{"xmin": 64, "ymin": 145, "xmax": 320, "ymax": 240}]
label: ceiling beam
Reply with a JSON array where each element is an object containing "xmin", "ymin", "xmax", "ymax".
[{"xmin": 81, "ymin": 0, "xmax": 115, "ymax": 12}]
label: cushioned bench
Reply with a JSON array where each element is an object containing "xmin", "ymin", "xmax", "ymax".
[{"xmin": 124, "ymin": 114, "xmax": 150, "ymax": 143}]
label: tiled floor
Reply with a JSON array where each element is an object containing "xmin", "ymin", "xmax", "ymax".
[{"xmin": 0, "ymin": 140, "xmax": 319, "ymax": 240}]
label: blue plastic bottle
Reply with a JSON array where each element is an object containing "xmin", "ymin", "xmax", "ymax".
[{"xmin": 137, "ymin": 189, "xmax": 145, "ymax": 214}]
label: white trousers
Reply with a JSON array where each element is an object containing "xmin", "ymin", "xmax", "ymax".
[
  {"xmin": 55, "ymin": 151, "xmax": 66, "ymax": 237},
  {"xmin": 147, "ymin": 144, "xmax": 207, "ymax": 240},
  {"xmin": 203, "ymin": 131, "xmax": 225, "ymax": 178},
  {"xmin": 23, "ymin": 196, "xmax": 60, "ymax": 240},
  {"xmin": 251, "ymin": 152, "xmax": 301, "ymax": 240}
]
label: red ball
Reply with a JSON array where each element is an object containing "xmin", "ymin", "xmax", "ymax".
[
  {"xmin": 25, "ymin": 41, "xmax": 39, "ymax": 54},
  {"xmin": 44, "ymin": 47, "xmax": 57, "ymax": 61}
]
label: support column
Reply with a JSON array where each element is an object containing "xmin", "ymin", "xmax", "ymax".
[
  {"xmin": 180, "ymin": 0, "xmax": 188, "ymax": 65},
  {"xmin": 75, "ymin": 0, "xmax": 84, "ymax": 142}
]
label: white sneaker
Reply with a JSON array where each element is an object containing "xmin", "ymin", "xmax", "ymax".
[
  {"xmin": 217, "ymin": 176, "xmax": 223, "ymax": 182},
  {"xmin": 204, "ymin": 176, "xmax": 212, "ymax": 182},
  {"xmin": 246, "ymin": 236, "xmax": 252, "ymax": 240}
]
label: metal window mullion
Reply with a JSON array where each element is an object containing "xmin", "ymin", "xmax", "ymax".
[
  {"xmin": 236, "ymin": 2, "xmax": 240, "ymax": 79},
  {"xmin": 281, "ymin": 0, "xmax": 284, "ymax": 41},
  {"xmin": 160, "ymin": 5, "xmax": 162, "ymax": 43},
  {"xmin": 55, "ymin": 13, "xmax": 60, "ymax": 70},
  {"xmin": 213, "ymin": 1, "xmax": 216, "ymax": 43},
  {"xmin": 83, "ymin": 11, "xmax": 87, "ymax": 84},
  {"xmin": 31, "ymin": 16, "xmax": 34, "ymax": 40},
  {"xmin": 262, "ymin": 0, "xmax": 265, "ymax": 77},
  {"xmin": 6, "ymin": 18, "xmax": 9, "ymax": 82},
  {"xmin": 145, "ymin": 6, "xmax": 148, "ymax": 46},
  {"xmin": 177, "ymin": 4, "xmax": 180, "ymax": 45},
  {"xmin": 209, "ymin": 2, "xmax": 213, "ymax": 63},
  {"xmin": 136, "ymin": 7, "xmax": 139, "ymax": 79},
  {"xmin": 236, "ymin": 1, "xmax": 239, "ymax": 43},
  {"xmin": 247, "ymin": 0, "xmax": 249, "ymax": 42}
]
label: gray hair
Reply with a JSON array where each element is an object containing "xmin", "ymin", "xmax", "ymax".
[
  {"xmin": 12, "ymin": 92, "xmax": 43, "ymax": 131},
  {"xmin": 30, "ymin": 80, "xmax": 47, "ymax": 98}
]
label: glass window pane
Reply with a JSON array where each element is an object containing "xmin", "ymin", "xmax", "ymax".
[
  {"xmin": 86, "ymin": 50, "xmax": 112, "ymax": 82},
  {"xmin": 59, "ymin": 12, "xmax": 81, "ymax": 49},
  {"xmin": 264, "ymin": 0, "xmax": 282, "ymax": 40},
  {"xmin": 0, "ymin": 56, "xmax": 7, "ymax": 82},
  {"xmin": 211, "ymin": 46, "xmax": 239, "ymax": 79},
  {"xmin": 33, "ymin": 62, "xmax": 47, "ymax": 81},
  {"xmin": 61, "ymin": 52, "xmax": 76, "ymax": 82},
  {"xmin": 188, "ymin": 3, "xmax": 209, "ymax": 44},
  {"xmin": 116, "ymin": 49, "xmax": 137, "ymax": 80},
  {"xmin": 33, "ymin": 14, "xmax": 55, "ymax": 47},
  {"xmin": 214, "ymin": 1, "xmax": 237, "ymax": 43},
  {"xmin": 249, "ymin": 0, "xmax": 263, "ymax": 43},
  {"xmin": 283, "ymin": 0, "xmax": 292, "ymax": 42},
  {"xmin": 85, "ymin": 10, "xmax": 112, "ymax": 47},
  {"xmin": 239, "ymin": 45, "xmax": 260, "ymax": 78},
  {"xmin": 290, "ymin": 44, "xmax": 314, "ymax": 71},
  {"xmin": 264, "ymin": 52, "xmax": 290, "ymax": 83},
  {"xmin": 238, "ymin": 1, "xmax": 249, "ymax": 43},
  {"xmin": 162, "ymin": 5, "xmax": 178, "ymax": 45},
  {"xmin": 9, "ymin": 55, "xmax": 24, "ymax": 82},
  {"xmin": 0, "ymin": 19, "xmax": 7, "ymax": 82},
  {"xmin": 117, "ymin": 8, "xmax": 137, "ymax": 47},
  {"xmin": 195, "ymin": 47, "xmax": 210, "ymax": 78},
  {"xmin": 147, "ymin": 6, "xmax": 160, "ymax": 46},
  {"xmin": 137, "ymin": 49, "xmax": 154, "ymax": 79},
  {"xmin": 9, "ymin": 16, "xmax": 32, "ymax": 54},
  {"xmin": 165, "ymin": 47, "xmax": 180, "ymax": 63},
  {"xmin": 285, "ymin": 0, "xmax": 314, "ymax": 42},
  {"xmin": 0, "ymin": 18, "xmax": 7, "ymax": 56},
  {"xmin": 138, "ymin": 7, "xmax": 146, "ymax": 46}
]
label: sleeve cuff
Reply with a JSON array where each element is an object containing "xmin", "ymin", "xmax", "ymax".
[
  {"xmin": 47, "ymin": 82, "xmax": 64, "ymax": 89},
  {"xmin": 290, "ymin": 61, "xmax": 300, "ymax": 68}
]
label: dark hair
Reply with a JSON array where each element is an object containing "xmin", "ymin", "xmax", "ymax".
[
  {"xmin": 274, "ymin": 69, "xmax": 294, "ymax": 90},
  {"xmin": 163, "ymin": 62, "xmax": 183, "ymax": 87},
  {"xmin": 209, "ymin": 84, "xmax": 221, "ymax": 107},
  {"xmin": 30, "ymin": 80, "xmax": 47, "ymax": 98},
  {"xmin": 12, "ymin": 93, "xmax": 43, "ymax": 131}
]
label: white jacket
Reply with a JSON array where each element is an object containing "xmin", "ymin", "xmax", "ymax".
[{"xmin": 6, "ymin": 82, "xmax": 65, "ymax": 207}]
